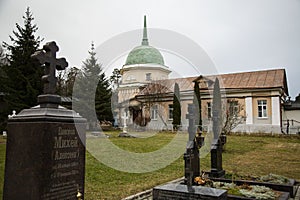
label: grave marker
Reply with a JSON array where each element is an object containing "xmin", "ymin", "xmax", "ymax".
[
  {"xmin": 184, "ymin": 104, "xmax": 200, "ymax": 188},
  {"xmin": 152, "ymin": 94, "xmax": 226, "ymax": 200},
  {"xmin": 3, "ymin": 41, "xmax": 86, "ymax": 200},
  {"xmin": 121, "ymin": 111, "xmax": 129, "ymax": 133},
  {"xmin": 209, "ymin": 78, "xmax": 225, "ymax": 178}
]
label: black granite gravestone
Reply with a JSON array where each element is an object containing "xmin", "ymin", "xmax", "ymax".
[
  {"xmin": 209, "ymin": 78, "xmax": 225, "ymax": 178},
  {"xmin": 3, "ymin": 41, "xmax": 86, "ymax": 200}
]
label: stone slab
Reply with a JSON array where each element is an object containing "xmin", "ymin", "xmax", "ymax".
[{"xmin": 153, "ymin": 183, "xmax": 227, "ymax": 200}]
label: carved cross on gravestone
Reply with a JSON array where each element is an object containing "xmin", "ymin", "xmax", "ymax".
[{"xmin": 32, "ymin": 41, "xmax": 68, "ymax": 94}]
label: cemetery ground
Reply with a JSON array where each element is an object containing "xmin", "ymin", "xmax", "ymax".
[{"xmin": 0, "ymin": 132, "xmax": 299, "ymax": 199}]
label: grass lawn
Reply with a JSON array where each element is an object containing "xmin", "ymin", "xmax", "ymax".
[{"xmin": 0, "ymin": 132, "xmax": 299, "ymax": 199}]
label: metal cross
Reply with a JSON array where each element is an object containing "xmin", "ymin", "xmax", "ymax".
[{"xmin": 32, "ymin": 41, "xmax": 68, "ymax": 94}]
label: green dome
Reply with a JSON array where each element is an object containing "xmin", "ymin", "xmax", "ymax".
[{"xmin": 125, "ymin": 45, "xmax": 164, "ymax": 65}]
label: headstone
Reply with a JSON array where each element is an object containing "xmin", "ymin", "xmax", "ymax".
[
  {"xmin": 209, "ymin": 78, "xmax": 225, "ymax": 178},
  {"xmin": 3, "ymin": 41, "xmax": 86, "ymax": 200}
]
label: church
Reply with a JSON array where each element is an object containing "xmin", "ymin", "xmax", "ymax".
[{"xmin": 116, "ymin": 16, "xmax": 295, "ymax": 134}]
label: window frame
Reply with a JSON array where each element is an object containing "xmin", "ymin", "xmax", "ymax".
[
  {"xmin": 257, "ymin": 99, "xmax": 267, "ymax": 118},
  {"xmin": 151, "ymin": 104, "xmax": 158, "ymax": 120},
  {"xmin": 168, "ymin": 104, "xmax": 173, "ymax": 120},
  {"xmin": 146, "ymin": 73, "xmax": 152, "ymax": 81},
  {"xmin": 228, "ymin": 100, "xmax": 239, "ymax": 117},
  {"xmin": 207, "ymin": 102, "xmax": 212, "ymax": 119}
]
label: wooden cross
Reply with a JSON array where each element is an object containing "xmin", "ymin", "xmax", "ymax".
[{"xmin": 32, "ymin": 41, "xmax": 68, "ymax": 94}]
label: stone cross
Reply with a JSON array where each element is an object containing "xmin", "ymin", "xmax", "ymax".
[
  {"xmin": 121, "ymin": 111, "xmax": 129, "ymax": 133},
  {"xmin": 186, "ymin": 105, "xmax": 196, "ymax": 142},
  {"xmin": 32, "ymin": 41, "xmax": 68, "ymax": 94},
  {"xmin": 184, "ymin": 104, "xmax": 200, "ymax": 188}
]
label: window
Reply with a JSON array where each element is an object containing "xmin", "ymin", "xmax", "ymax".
[
  {"xmin": 257, "ymin": 100, "xmax": 267, "ymax": 118},
  {"xmin": 151, "ymin": 105, "xmax": 158, "ymax": 120},
  {"xmin": 146, "ymin": 73, "xmax": 152, "ymax": 81},
  {"xmin": 168, "ymin": 104, "xmax": 173, "ymax": 119},
  {"xmin": 126, "ymin": 75, "xmax": 136, "ymax": 82},
  {"xmin": 228, "ymin": 100, "xmax": 239, "ymax": 117},
  {"xmin": 207, "ymin": 102, "xmax": 212, "ymax": 119}
]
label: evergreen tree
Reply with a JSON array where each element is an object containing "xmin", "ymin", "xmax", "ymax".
[
  {"xmin": 109, "ymin": 68, "xmax": 121, "ymax": 120},
  {"xmin": 172, "ymin": 82, "xmax": 181, "ymax": 130},
  {"xmin": 3, "ymin": 7, "xmax": 43, "ymax": 111},
  {"xmin": 193, "ymin": 81, "xmax": 202, "ymax": 131},
  {"xmin": 109, "ymin": 68, "xmax": 121, "ymax": 90},
  {"xmin": 74, "ymin": 42, "xmax": 113, "ymax": 129},
  {"xmin": 0, "ymin": 60, "xmax": 9, "ymax": 132}
]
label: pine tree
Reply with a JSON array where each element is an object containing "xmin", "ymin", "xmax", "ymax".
[
  {"xmin": 172, "ymin": 82, "xmax": 181, "ymax": 130},
  {"xmin": 74, "ymin": 42, "xmax": 113, "ymax": 129},
  {"xmin": 109, "ymin": 68, "xmax": 121, "ymax": 90},
  {"xmin": 0, "ymin": 59, "xmax": 9, "ymax": 132},
  {"xmin": 193, "ymin": 81, "xmax": 202, "ymax": 131},
  {"xmin": 3, "ymin": 7, "xmax": 43, "ymax": 111}
]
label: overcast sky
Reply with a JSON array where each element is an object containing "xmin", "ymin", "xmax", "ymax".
[{"xmin": 0, "ymin": 0, "xmax": 299, "ymax": 98}]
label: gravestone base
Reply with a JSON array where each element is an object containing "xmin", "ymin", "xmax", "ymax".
[
  {"xmin": 3, "ymin": 106, "xmax": 86, "ymax": 200},
  {"xmin": 118, "ymin": 131, "xmax": 135, "ymax": 138},
  {"xmin": 209, "ymin": 169, "xmax": 226, "ymax": 178},
  {"xmin": 153, "ymin": 183, "xmax": 227, "ymax": 200}
]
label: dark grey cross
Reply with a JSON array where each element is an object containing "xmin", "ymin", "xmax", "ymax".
[
  {"xmin": 32, "ymin": 41, "xmax": 68, "ymax": 94},
  {"xmin": 186, "ymin": 104, "xmax": 196, "ymax": 141},
  {"xmin": 184, "ymin": 104, "xmax": 200, "ymax": 188}
]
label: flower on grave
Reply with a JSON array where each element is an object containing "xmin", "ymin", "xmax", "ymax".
[{"xmin": 194, "ymin": 176, "xmax": 206, "ymax": 185}]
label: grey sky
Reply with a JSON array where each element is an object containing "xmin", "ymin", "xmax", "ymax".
[{"xmin": 0, "ymin": 0, "xmax": 299, "ymax": 98}]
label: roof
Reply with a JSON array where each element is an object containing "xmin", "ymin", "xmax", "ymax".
[
  {"xmin": 138, "ymin": 69, "xmax": 288, "ymax": 95},
  {"xmin": 125, "ymin": 45, "xmax": 164, "ymax": 66},
  {"xmin": 212, "ymin": 69, "xmax": 287, "ymax": 91},
  {"xmin": 124, "ymin": 16, "xmax": 165, "ymax": 66}
]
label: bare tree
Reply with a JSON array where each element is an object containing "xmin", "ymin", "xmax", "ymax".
[
  {"xmin": 135, "ymin": 81, "xmax": 172, "ymax": 127},
  {"xmin": 222, "ymin": 99, "xmax": 246, "ymax": 135}
]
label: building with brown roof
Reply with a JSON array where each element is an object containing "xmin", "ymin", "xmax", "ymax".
[
  {"xmin": 120, "ymin": 69, "xmax": 288, "ymax": 133},
  {"xmin": 116, "ymin": 17, "xmax": 293, "ymax": 134}
]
